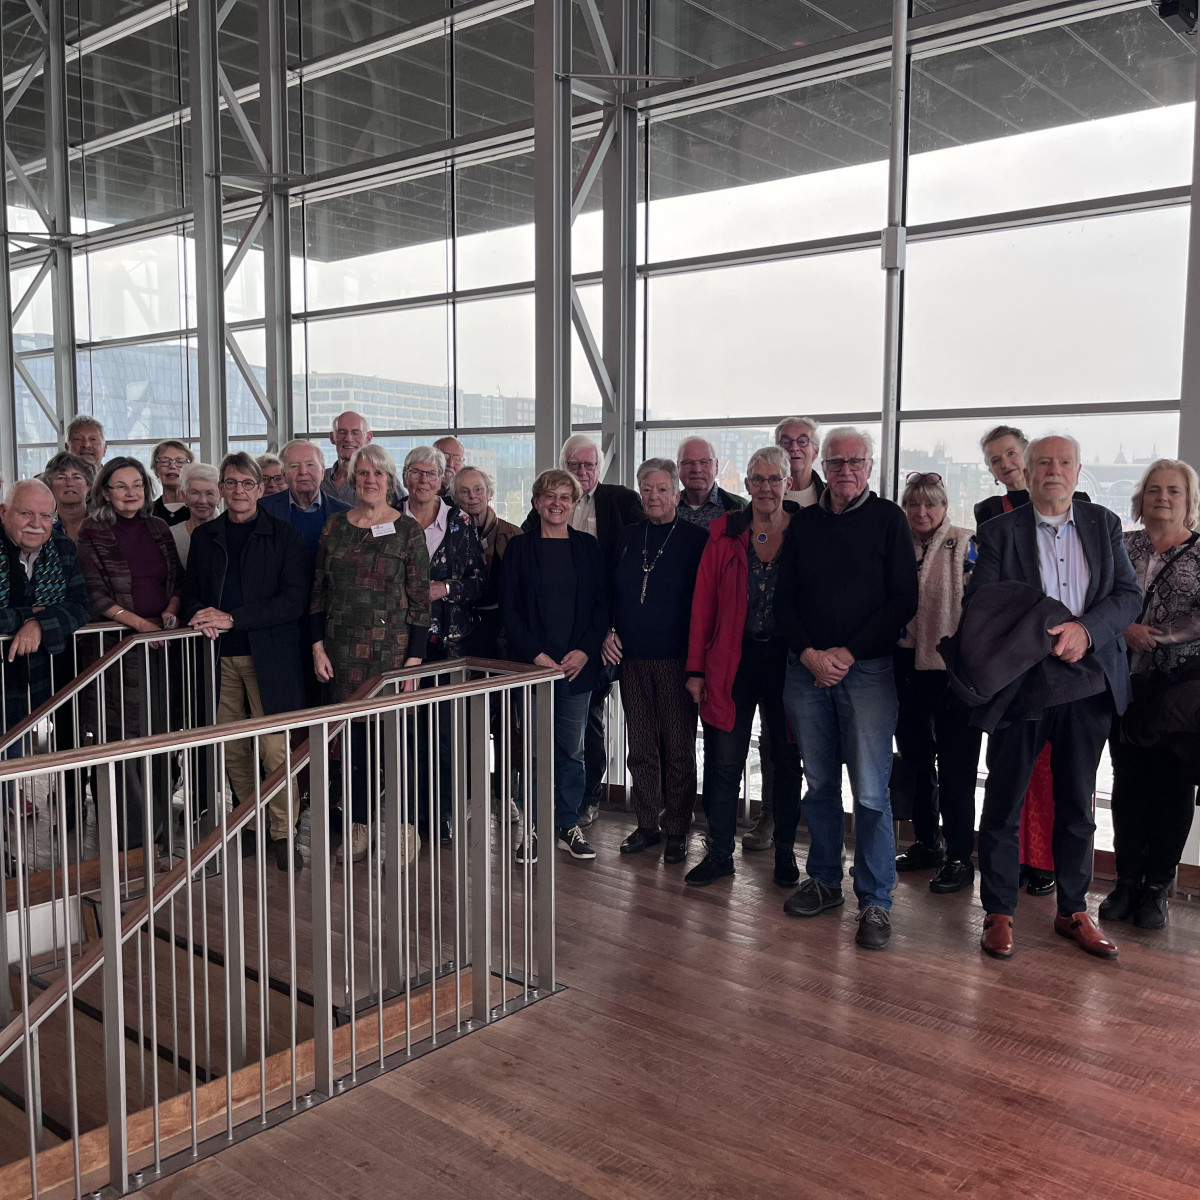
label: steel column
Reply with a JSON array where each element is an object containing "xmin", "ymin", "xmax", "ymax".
[
  {"xmin": 0, "ymin": 16, "xmax": 18, "ymax": 487},
  {"xmin": 45, "ymin": 0, "xmax": 78, "ymax": 437},
  {"xmin": 533, "ymin": 0, "xmax": 573, "ymax": 467},
  {"xmin": 189, "ymin": 0, "xmax": 228, "ymax": 463},
  {"xmin": 260, "ymin": 0, "xmax": 294, "ymax": 449},
  {"xmin": 1178, "ymin": 38, "xmax": 1200, "ymax": 468},
  {"xmin": 599, "ymin": 0, "xmax": 638, "ymax": 487},
  {"xmin": 878, "ymin": 0, "xmax": 910, "ymax": 500}
]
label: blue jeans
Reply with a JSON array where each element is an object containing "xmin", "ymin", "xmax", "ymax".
[
  {"xmin": 532, "ymin": 679, "xmax": 590, "ymax": 831},
  {"xmin": 783, "ymin": 655, "xmax": 899, "ymax": 911}
]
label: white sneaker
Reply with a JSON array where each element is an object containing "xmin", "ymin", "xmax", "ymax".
[
  {"xmin": 378, "ymin": 824, "xmax": 421, "ymax": 867},
  {"xmin": 336, "ymin": 822, "xmax": 369, "ymax": 863}
]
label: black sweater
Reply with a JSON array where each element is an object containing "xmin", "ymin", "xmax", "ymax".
[{"xmin": 776, "ymin": 492, "xmax": 919, "ymax": 661}]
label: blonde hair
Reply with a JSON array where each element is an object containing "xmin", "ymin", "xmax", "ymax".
[
  {"xmin": 531, "ymin": 469, "xmax": 583, "ymax": 504},
  {"xmin": 1131, "ymin": 459, "xmax": 1200, "ymax": 530}
]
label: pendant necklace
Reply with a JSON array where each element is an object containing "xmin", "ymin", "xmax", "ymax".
[
  {"xmin": 640, "ymin": 520, "xmax": 677, "ymax": 604},
  {"xmin": 756, "ymin": 532, "xmax": 768, "ymax": 544}
]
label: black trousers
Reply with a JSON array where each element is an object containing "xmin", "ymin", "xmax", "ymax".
[
  {"xmin": 892, "ymin": 652, "xmax": 982, "ymax": 862},
  {"xmin": 583, "ymin": 674, "xmax": 613, "ymax": 806},
  {"xmin": 1110, "ymin": 735, "xmax": 1197, "ymax": 887},
  {"xmin": 618, "ymin": 657, "xmax": 698, "ymax": 837},
  {"xmin": 978, "ymin": 691, "xmax": 1112, "ymax": 917},
  {"xmin": 701, "ymin": 638, "xmax": 801, "ymax": 857}
]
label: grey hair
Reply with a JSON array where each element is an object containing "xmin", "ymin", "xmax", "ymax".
[
  {"xmin": 256, "ymin": 452, "xmax": 283, "ymax": 471},
  {"xmin": 455, "ymin": 465, "xmax": 495, "ymax": 501},
  {"xmin": 4, "ymin": 477, "xmax": 55, "ymax": 510},
  {"xmin": 746, "ymin": 446, "xmax": 790, "ymax": 480},
  {"xmin": 676, "ymin": 435, "xmax": 716, "ymax": 462},
  {"xmin": 901, "ymin": 475, "xmax": 949, "ymax": 511},
  {"xmin": 180, "ymin": 462, "xmax": 219, "ymax": 491},
  {"xmin": 773, "ymin": 416, "xmax": 821, "ymax": 449},
  {"xmin": 66, "ymin": 414, "xmax": 106, "ymax": 439},
  {"xmin": 331, "ymin": 410, "xmax": 372, "ymax": 435},
  {"xmin": 402, "ymin": 445, "xmax": 447, "ymax": 477},
  {"xmin": 349, "ymin": 443, "xmax": 399, "ymax": 497},
  {"xmin": 559, "ymin": 433, "xmax": 599, "ymax": 468},
  {"xmin": 1024, "ymin": 433, "xmax": 1081, "ymax": 474},
  {"xmin": 821, "ymin": 426, "xmax": 874, "ymax": 460},
  {"xmin": 280, "ymin": 438, "xmax": 323, "ymax": 463},
  {"xmin": 637, "ymin": 457, "xmax": 681, "ymax": 492},
  {"xmin": 979, "ymin": 424, "xmax": 1027, "ymax": 459}
]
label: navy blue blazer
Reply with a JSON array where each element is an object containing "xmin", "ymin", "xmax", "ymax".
[
  {"xmin": 500, "ymin": 525, "xmax": 608, "ymax": 694},
  {"xmin": 965, "ymin": 500, "xmax": 1142, "ymax": 715}
]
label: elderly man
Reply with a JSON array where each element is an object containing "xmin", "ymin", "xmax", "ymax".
[
  {"xmin": 968, "ymin": 435, "xmax": 1141, "ymax": 961},
  {"xmin": 675, "ymin": 437, "xmax": 745, "ymax": 529},
  {"xmin": 185, "ymin": 453, "xmax": 310, "ymax": 872},
  {"xmin": 0, "ymin": 480, "xmax": 90, "ymax": 744},
  {"xmin": 65, "ymin": 415, "xmax": 107, "ymax": 468},
  {"xmin": 524, "ymin": 434, "xmax": 643, "ymax": 826},
  {"xmin": 434, "ymin": 436, "xmax": 466, "ymax": 497},
  {"xmin": 776, "ymin": 428, "xmax": 918, "ymax": 950}
]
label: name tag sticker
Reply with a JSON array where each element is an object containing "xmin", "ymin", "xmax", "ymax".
[{"xmin": 371, "ymin": 521, "xmax": 396, "ymax": 537}]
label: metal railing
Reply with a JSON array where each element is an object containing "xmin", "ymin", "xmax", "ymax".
[{"xmin": 0, "ymin": 657, "xmax": 560, "ymax": 1199}]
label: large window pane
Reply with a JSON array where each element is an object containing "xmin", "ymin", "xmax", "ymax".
[
  {"xmin": 909, "ymin": 8, "xmax": 1195, "ymax": 224},
  {"xmin": 650, "ymin": 1, "xmax": 891, "ymax": 76},
  {"xmin": 648, "ymin": 69, "xmax": 890, "ymax": 261},
  {"xmin": 303, "ymin": 176, "xmax": 451, "ymax": 312},
  {"xmin": 899, "ymin": 412, "xmax": 1180, "ymax": 531},
  {"xmin": 80, "ymin": 235, "xmax": 188, "ymax": 342},
  {"xmin": 902, "ymin": 208, "xmax": 1187, "ymax": 412},
  {"xmin": 456, "ymin": 295, "xmax": 533, "ymax": 424},
  {"xmin": 304, "ymin": 307, "xmax": 451, "ymax": 434},
  {"xmin": 75, "ymin": 22, "xmax": 182, "ymax": 142},
  {"xmin": 85, "ymin": 339, "xmax": 189, "ymax": 442},
  {"xmin": 78, "ymin": 128, "xmax": 185, "ymax": 227},
  {"xmin": 299, "ymin": 0, "xmax": 446, "ymax": 59},
  {"xmin": 646, "ymin": 252, "xmax": 884, "ymax": 420}
]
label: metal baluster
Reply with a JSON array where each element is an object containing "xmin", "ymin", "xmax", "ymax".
[
  {"xmin": 469, "ymin": 691, "xmax": 491, "ymax": 1024},
  {"xmin": 57, "ymin": 780, "xmax": 82, "ymax": 1197},
  {"xmin": 373, "ymin": 715, "xmax": 384, "ymax": 1068},
  {"xmin": 182, "ymin": 753, "xmax": 199, "ymax": 1161},
  {"xmin": 308, "ymin": 721, "xmax": 334, "ymax": 1098},
  {"xmin": 535, "ymin": 680, "xmax": 556, "ymax": 994},
  {"xmin": 254, "ymin": 733, "xmax": 268, "ymax": 1125},
  {"xmin": 427, "ymin": 695, "xmax": 439, "ymax": 1047},
  {"xmin": 143, "ymin": 751, "xmax": 162, "ymax": 1176}
]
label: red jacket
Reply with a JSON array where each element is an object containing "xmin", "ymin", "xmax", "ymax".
[{"xmin": 686, "ymin": 511, "xmax": 751, "ymax": 733}]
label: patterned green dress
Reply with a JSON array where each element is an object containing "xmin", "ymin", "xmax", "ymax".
[{"xmin": 310, "ymin": 512, "xmax": 432, "ymax": 701}]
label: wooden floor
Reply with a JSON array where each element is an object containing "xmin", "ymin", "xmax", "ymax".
[{"xmin": 144, "ymin": 811, "xmax": 1200, "ymax": 1200}]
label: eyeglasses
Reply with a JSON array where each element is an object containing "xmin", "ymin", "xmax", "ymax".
[
  {"xmin": 155, "ymin": 456, "xmax": 189, "ymax": 468},
  {"xmin": 678, "ymin": 458, "xmax": 714, "ymax": 469},
  {"xmin": 261, "ymin": 473, "xmax": 284, "ymax": 485},
  {"xmin": 106, "ymin": 481, "xmax": 144, "ymax": 493},
  {"xmin": 823, "ymin": 457, "xmax": 869, "ymax": 473},
  {"xmin": 564, "ymin": 460, "xmax": 598, "ymax": 472},
  {"xmin": 906, "ymin": 471, "xmax": 943, "ymax": 485},
  {"xmin": 220, "ymin": 478, "xmax": 259, "ymax": 492},
  {"xmin": 407, "ymin": 467, "xmax": 440, "ymax": 481},
  {"xmin": 747, "ymin": 474, "xmax": 785, "ymax": 488},
  {"xmin": 778, "ymin": 435, "xmax": 812, "ymax": 450},
  {"xmin": 443, "ymin": 455, "xmax": 464, "ymax": 467}
]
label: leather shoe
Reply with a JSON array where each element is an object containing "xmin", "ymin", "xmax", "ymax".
[
  {"xmin": 1098, "ymin": 878, "xmax": 1139, "ymax": 923},
  {"xmin": 1024, "ymin": 869, "xmax": 1055, "ymax": 897},
  {"xmin": 1053, "ymin": 911, "xmax": 1118, "ymax": 959},
  {"xmin": 1133, "ymin": 884, "xmax": 1168, "ymax": 930},
  {"xmin": 663, "ymin": 835, "xmax": 687, "ymax": 864},
  {"xmin": 980, "ymin": 913, "xmax": 1014, "ymax": 959},
  {"xmin": 620, "ymin": 827, "xmax": 661, "ymax": 855}
]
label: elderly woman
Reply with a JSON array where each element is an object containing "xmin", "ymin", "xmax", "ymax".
[
  {"xmin": 77, "ymin": 456, "xmax": 183, "ymax": 849},
  {"xmin": 501, "ymin": 468, "xmax": 607, "ymax": 865},
  {"xmin": 257, "ymin": 453, "xmax": 286, "ymax": 497},
  {"xmin": 684, "ymin": 446, "xmax": 803, "ymax": 887},
  {"xmin": 1101, "ymin": 459, "xmax": 1200, "ymax": 931},
  {"xmin": 311, "ymin": 443, "xmax": 430, "ymax": 861},
  {"xmin": 150, "ymin": 439, "xmax": 194, "ymax": 527},
  {"xmin": 602, "ymin": 458, "xmax": 707, "ymax": 863},
  {"xmin": 43, "ymin": 451, "xmax": 95, "ymax": 542},
  {"xmin": 170, "ymin": 463, "xmax": 221, "ymax": 569},
  {"xmin": 892, "ymin": 472, "xmax": 982, "ymax": 894}
]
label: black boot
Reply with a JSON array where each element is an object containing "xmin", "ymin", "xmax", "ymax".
[
  {"xmin": 1133, "ymin": 884, "xmax": 1169, "ymax": 930},
  {"xmin": 684, "ymin": 849, "xmax": 734, "ymax": 887},
  {"xmin": 1098, "ymin": 878, "xmax": 1139, "ymax": 922}
]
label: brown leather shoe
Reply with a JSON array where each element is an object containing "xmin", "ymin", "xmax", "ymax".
[
  {"xmin": 1053, "ymin": 912, "xmax": 1118, "ymax": 959},
  {"xmin": 980, "ymin": 913, "xmax": 1014, "ymax": 959}
]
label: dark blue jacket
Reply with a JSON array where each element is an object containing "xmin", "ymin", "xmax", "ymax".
[
  {"xmin": 965, "ymin": 500, "xmax": 1142, "ymax": 716},
  {"xmin": 259, "ymin": 489, "xmax": 351, "ymax": 564},
  {"xmin": 183, "ymin": 509, "xmax": 309, "ymax": 715},
  {"xmin": 500, "ymin": 526, "xmax": 608, "ymax": 694}
]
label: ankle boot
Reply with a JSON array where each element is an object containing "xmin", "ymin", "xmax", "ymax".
[
  {"xmin": 1098, "ymin": 878, "xmax": 1139, "ymax": 922},
  {"xmin": 742, "ymin": 805, "xmax": 774, "ymax": 851},
  {"xmin": 1133, "ymin": 884, "xmax": 1168, "ymax": 930}
]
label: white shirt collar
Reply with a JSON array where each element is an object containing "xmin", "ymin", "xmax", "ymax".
[{"xmin": 1034, "ymin": 503, "xmax": 1073, "ymax": 529}]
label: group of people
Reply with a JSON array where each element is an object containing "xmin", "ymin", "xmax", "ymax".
[{"xmin": 0, "ymin": 411, "xmax": 1196, "ymax": 959}]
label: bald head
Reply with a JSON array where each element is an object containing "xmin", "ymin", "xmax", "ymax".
[{"xmin": 1, "ymin": 479, "xmax": 56, "ymax": 554}]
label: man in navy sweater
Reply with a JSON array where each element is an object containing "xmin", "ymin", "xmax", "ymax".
[{"xmin": 775, "ymin": 428, "xmax": 918, "ymax": 951}]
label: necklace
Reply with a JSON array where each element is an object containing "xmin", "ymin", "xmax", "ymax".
[
  {"xmin": 756, "ymin": 532, "xmax": 768, "ymax": 544},
  {"xmin": 640, "ymin": 520, "xmax": 677, "ymax": 604}
]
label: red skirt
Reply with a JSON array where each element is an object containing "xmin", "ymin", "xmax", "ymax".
[{"xmin": 1019, "ymin": 744, "xmax": 1055, "ymax": 872}]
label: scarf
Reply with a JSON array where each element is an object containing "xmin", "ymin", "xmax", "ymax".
[
  {"xmin": 899, "ymin": 521, "xmax": 972, "ymax": 670},
  {"xmin": 0, "ymin": 532, "xmax": 67, "ymax": 611}
]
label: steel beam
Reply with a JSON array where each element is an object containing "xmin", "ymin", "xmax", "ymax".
[
  {"xmin": 0, "ymin": 16, "xmax": 19, "ymax": 487},
  {"xmin": 189, "ymin": 0, "xmax": 228, "ymax": 463},
  {"xmin": 45, "ymin": 0, "xmax": 77, "ymax": 439},
  {"xmin": 879, "ymin": 0, "xmax": 910, "ymax": 500},
  {"xmin": 599, "ymin": 0, "xmax": 637, "ymax": 487},
  {"xmin": 1179, "ymin": 31, "xmax": 1200, "ymax": 468},
  {"xmin": 260, "ymin": 0, "xmax": 294, "ymax": 448},
  {"xmin": 533, "ymin": 0, "xmax": 573, "ymax": 468}
]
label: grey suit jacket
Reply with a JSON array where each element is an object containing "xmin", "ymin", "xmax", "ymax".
[{"xmin": 965, "ymin": 500, "xmax": 1142, "ymax": 715}]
